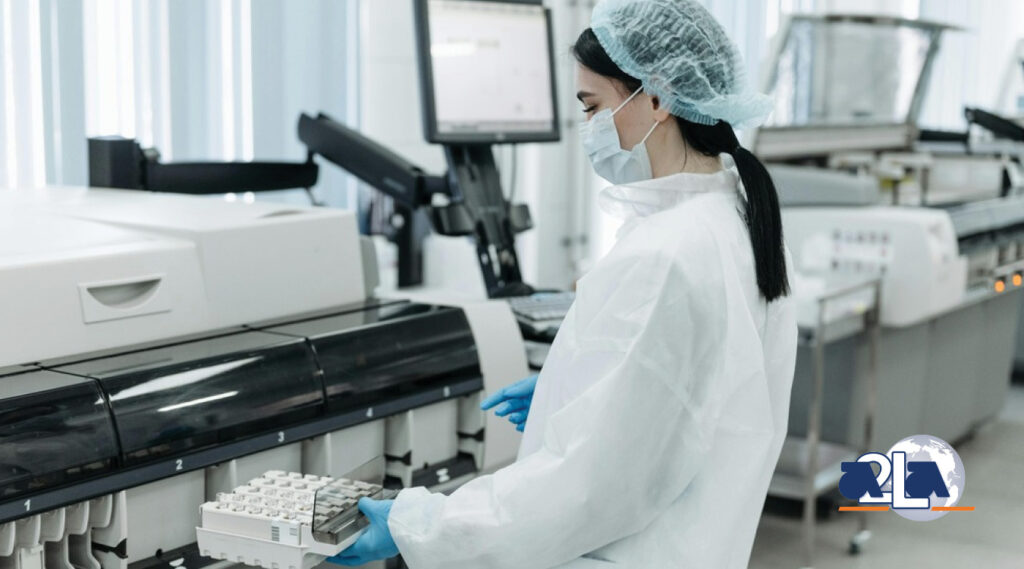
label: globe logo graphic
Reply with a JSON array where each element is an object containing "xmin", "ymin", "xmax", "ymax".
[{"xmin": 881, "ymin": 434, "xmax": 966, "ymax": 521}]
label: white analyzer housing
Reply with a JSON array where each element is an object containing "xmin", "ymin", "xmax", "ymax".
[{"xmin": 0, "ymin": 186, "xmax": 529, "ymax": 569}]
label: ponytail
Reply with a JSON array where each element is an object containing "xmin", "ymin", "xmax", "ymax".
[
  {"xmin": 678, "ymin": 119, "xmax": 789, "ymax": 301},
  {"xmin": 729, "ymin": 145, "xmax": 789, "ymax": 301},
  {"xmin": 572, "ymin": 28, "xmax": 789, "ymax": 301}
]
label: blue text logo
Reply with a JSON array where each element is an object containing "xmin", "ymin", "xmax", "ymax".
[{"xmin": 838, "ymin": 434, "xmax": 971, "ymax": 521}]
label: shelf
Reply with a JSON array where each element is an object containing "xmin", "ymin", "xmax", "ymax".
[{"xmin": 768, "ymin": 437, "xmax": 858, "ymax": 500}]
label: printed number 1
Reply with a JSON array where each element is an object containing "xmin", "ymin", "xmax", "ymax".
[
  {"xmin": 175, "ymin": 459, "xmax": 183, "ymax": 472},
  {"xmin": 24, "ymin": 499, "xmax": 30, "ymax": 512}
]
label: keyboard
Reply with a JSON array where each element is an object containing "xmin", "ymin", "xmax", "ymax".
[{"xmin": 507, "ymin": 291, "xmax": 575, "ymax": 322}]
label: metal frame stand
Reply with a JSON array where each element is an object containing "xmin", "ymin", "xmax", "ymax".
[{"xmin": 792, "ymin": 278, "xmax": 882, "ymax": 569}]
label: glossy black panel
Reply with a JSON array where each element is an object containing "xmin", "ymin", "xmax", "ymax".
[
  {"xmin": 54, "ymin": 332, "xmax": 322, "ymax": 465},
  {"xmin": 263, "ymin": 302, "xmax": 480, "ymax": 411},
  {"xmin": 0, "ymin": 370, "xmax": 118, "ymax": 499}
]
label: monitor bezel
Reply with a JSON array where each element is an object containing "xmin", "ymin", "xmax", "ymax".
[{"xmin": 414, "ymin": 0, "xmax": 562, "ymax": 145}]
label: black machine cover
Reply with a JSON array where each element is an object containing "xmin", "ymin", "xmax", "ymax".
[
  {"xmin": 53, "ymin": 332, "xmax": 323, "ymax": 465},
  {"xmin": 260, "ymin": 302, "xmax": 480, "ymax": 411},
  {"xmin": 0, "ymin": 370, "xmax": 119, "ymax": 499},
  {"xmin": 0, "ymin": 300, "xmax": 483, "ymax": 518}
]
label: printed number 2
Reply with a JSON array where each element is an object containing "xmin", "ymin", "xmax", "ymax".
[
  {"xmin": 278, "ymin": 432, "xmax": 285, "ymax": 444},
  {"xmin": 24, "ymin": 499, "xmax": 30, "ymax": 512},
  {"xmin": 175, "ymin": 459, "xmax": 183, "ymax": 472}
]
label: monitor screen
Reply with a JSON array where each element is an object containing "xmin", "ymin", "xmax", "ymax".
[{"xmin": 416, "ymin": 0, "xmax": 560, "ymax": 144}]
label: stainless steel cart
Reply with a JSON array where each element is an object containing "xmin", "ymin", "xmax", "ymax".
[{"xmin": 768, "ymin": 277, "xmax": 883, "ymax": 569}]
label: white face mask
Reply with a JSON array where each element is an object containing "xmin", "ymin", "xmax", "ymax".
[{"xmin": 580, "ymin": 86, "xmax": 660, "ymax": 185}]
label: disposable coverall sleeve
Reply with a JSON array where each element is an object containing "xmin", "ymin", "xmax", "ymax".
[{"xmin": 388, "ymin": 243, "xmax": 732, "ymax": 569}]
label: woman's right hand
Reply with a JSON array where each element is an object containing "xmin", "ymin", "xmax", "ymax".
[{"xmin": 480, "ymin": 374, "xmax": 538, "ymax": 432}]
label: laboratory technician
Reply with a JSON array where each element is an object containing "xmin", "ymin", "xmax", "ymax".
[{"xmin": 330, "ymin": 0, "xmax": 797, "ymax": 567}]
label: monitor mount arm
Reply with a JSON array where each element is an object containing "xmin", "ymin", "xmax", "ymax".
[
  {"xmin": 298, "ymin": 112, "xmax": 534, "ymax": 297},
  {"xmin": 965, "ymin": 107, "xmax": 1024, "ymax": 142},
  {"xmin": 298, "ymin": 113, "xmax": 447, "ymax": 210},
  {"xmin": 438, "ymin": 143, "xmax": 534, "ymax": 297},
  {"xmin": 88, "ymin": 136, "xmax": 320, "ymax": 196}
]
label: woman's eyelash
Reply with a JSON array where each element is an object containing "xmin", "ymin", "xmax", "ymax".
[{"xmin": 582, "ymin": 105, "xmax": 596, "ymax": 114}]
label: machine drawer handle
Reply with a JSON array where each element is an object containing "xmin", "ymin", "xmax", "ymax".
[
  {"xmin": 85, "ymin": 277, "xmax": 162, "ymax": 308},
  {"xmin": 78, "ymin": 274, "xmax": 171, "ymax": 323}
]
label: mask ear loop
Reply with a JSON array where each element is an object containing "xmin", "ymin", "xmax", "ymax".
[
  {"xmin": 611, "ymin": 86, "xmax": 645, "ymax": 116},
  {"xmin": 638, "ymin": 120, "xmax": 659, "ymax": 145}
]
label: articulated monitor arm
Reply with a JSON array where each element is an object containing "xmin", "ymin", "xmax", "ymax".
[
  {"xmin": 965, "ymin": 107, "xmax": 1024, "ymax": 142},
  {"xmin": 298, "ymin": 112, "xmax": 449, "ymax": 210},
  {"xmin": 87, "ymin": 136, "xmax": 319, "ymax": 194},
  {"xmin": 296, "ymin": 113, "xmax": 536, "ymax": 297},
  {"xmin": 145, "ymin": 161, "xmax": 319, "ymax": 194}
]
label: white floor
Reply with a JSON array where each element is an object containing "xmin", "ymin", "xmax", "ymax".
[{"xmin": 749, "ymin": 384, "xmax": 1024, "ymax": 569}]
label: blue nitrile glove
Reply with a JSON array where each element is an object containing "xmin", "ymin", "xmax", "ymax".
[
  {"xmin": 326, "ymin": 498, "xmax": 399, "ymax": 566},
  {"xmin": 480, "ymin": 374, "xmax": 538, "ymax": 432}
]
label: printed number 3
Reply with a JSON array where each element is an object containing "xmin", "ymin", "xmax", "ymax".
[{"xmin": 278, "ymin": 432, "xmax": 285, "ymax": 443}]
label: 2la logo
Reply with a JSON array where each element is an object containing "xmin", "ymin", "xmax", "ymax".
[{"xmin": 838, "ymin": 434, "xmax": 973, "ymax": 521}]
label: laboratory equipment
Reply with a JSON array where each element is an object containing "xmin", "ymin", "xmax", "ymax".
[
  {"xmin": 87, "ymin": 136, "xmax": 319, "ymax": 195},
  {"xmin": 769, "ymin": 278, "xmax": 881, "ymax": 568},
  {"xmin": 783, "ymin": 207, "xmax": 966, "ymax": 328},
  {"xmin": 88, "ymin": 121, "xmax": 445, "ymax": 289},
  {"xmin": 990, "ymin": 40, "xmax": 1024, "ymax": 373},
  {"xmin": 86, "ymin": 0, "xmax": 570, "ymax": 340},
  {"xmin": 415, "ymin": 0, "xmax": 559, "ymax": 144},
  {"xmin": 195, "ymin": 471, "xmax": 387, "ymax": 569},
  {"xmin": 298, "ymin": 112, "xmax": 535, "ymax": 295},
  {"xmin": 505, "ymin": 292, "xmax": 576, "ymax": 323},
  {"xmin": 90, "ymin": 112, "xmax": 559, "ymax": 338},
  {"xmin": 754, "ymin": 14, "xmax": 1024, "ymax": 484},
  {"xmin": 0, "ymin": 185, "xmax": 529, "ymax": 569},
  {"xmin": 412, "ymin": 0, "xmax": 565, "ymax": 299},
  {"xmin": 996, "ymin": 38, "xmax": 1024, "ymax": 119},
  {"xmin": 0, "ymin": 188, "xmax": 365, "ymax": 365}
]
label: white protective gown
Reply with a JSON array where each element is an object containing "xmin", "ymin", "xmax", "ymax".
[{"xmin": 388, "ymin": 159, "xmax": 797, "ymax": 569}]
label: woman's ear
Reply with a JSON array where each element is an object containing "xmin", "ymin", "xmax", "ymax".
[{"xmin": 650, "ymin": 96, "xmax": 672, "ymax": 123}]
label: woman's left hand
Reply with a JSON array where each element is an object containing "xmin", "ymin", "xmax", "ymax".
[
  {"xmin": 481, "ymin": 374, "xmax": 539, "ymax": 432},
  {"xmin": 326, "ymin": 498, "xmax": 399, "ymax": 566}
]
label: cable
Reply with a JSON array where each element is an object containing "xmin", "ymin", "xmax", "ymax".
[
  {"xmin": 508, "ymin": 146, "xmax": 518, "ymax": 203},
  {"xmin": 303, "ymin": 186, "xmax": 322, "ymax": 207}
]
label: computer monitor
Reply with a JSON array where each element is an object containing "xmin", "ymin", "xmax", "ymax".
[{"xmin": 414, "ymin": 0, "xmax": 560, "ymax": 144}]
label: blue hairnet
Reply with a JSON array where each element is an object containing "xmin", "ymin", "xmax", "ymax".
[{"xmin": 591, "ymin": 0, "xmax": 773, "ymax": 129}]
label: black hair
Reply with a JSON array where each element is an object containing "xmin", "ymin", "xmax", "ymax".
[{"xmin": 573, "ymin": 28, "xmax": 789, "ymax": 302}]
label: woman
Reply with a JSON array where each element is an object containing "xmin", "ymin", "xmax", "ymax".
[{"xmin": 330, "ymin": 0, "xmax": 797, "ymax": 567}]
